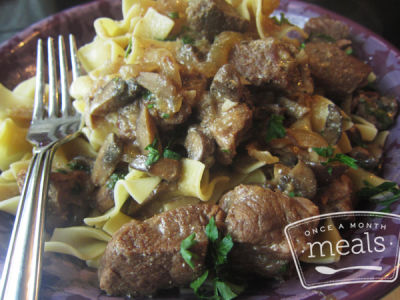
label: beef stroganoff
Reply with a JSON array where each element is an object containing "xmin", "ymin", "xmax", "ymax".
[{"xmin": 0, "ymin": 0, "xmax": 398, "ymax": 298}]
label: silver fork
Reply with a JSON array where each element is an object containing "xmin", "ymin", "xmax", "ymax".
[{"xmin": 0, "ymin": 35, "xmax": 83, "ymax": 300}]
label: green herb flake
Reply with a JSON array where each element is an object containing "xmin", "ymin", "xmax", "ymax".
[
  {"xmin": 168, "ymin": 11, "xmax": 179, "ymax": 19},
  {"xmin": 215, "ymin": 281, "xmax": 238, "ymax": 300},
  {"xmin": 300, "ymin": 42, "xmax": 306, "ymax": 49},
  {"xmin": 161, "ymin": 113, "xmax": 170, "ymax": 119},
  {"xmin": 266, "ymin": 114, "xmax": 286, "ymax": 143},
  {"xmin": 182, "ymin": 35, "xmax": 194, "ymax": 45},
  {"xmin": 56, "ymin": 168, "xmax": 68, "ymax": 174},
  {"xmin": 312, "ymin": 146, "xmax": 334, "ymax": 158},
  {"xmin": 215, "ymin": 234, "xmax": 233, "ymax": 265},
  {"xmin": 67, "ymin": 161, "xmax": 90, "ymax": 172},
  {"xmin": 358, "ymin": 181, "xmax": 400, "ymax": 213},
  {"xmin": 143, "ymin": 89, "xmax": 153, "ymax": 101},
  {"xmin": 106, "ymin": 173, "xmax": 126, "ymax": 190},
  {"xmin": 345, "ymin": 48, "xmax": 353, "ymax": 55},
  {"xmin": 221, "ymin": 149, "xmax": 231, "ymax": 154},
  {"xmin": 147, "ymin": 103, "xmax": 154, "ymax": 109},
  {"xmin": 163, "ymin": 148, "xmax": 181, "ymax": 160},
  {"xmin": 205, "ymin": 216, "xmax": 219, "ymax": 242},
  {"xmin": 125, "ymin": 38, "xmax": 133, "ymax": 58},
  {"xmin": 288, "ymin": 191, "xmax": 296, "ymax": 197},
  {"xmin": 326, "ymin": 153, "xmax": 358, "ymax": 170},
  {"xmin": 190, "ymin": 270, "xmax": 209, "ymax": 294},
  {"xmin": 272, "ymin": 12, "xmax": 292, "ymax": 26},
  {"xmin": 180, "ymin": 233, "xmax": 198, "ymax": 269},
  {"xmin": 145, "ymin": 138, "xmax": 161, "ymax": 166}
]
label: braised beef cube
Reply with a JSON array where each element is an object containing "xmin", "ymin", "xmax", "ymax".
[
  {"xmin": 210, "ymin": 64, "xmax": 243, "ymax": 103},
  {"xmin": 316, "ymin": 174, "xmax": 355, "ymax": 215},
  {"xmin": 210, "ymin": 103, "xmax": 252, "ymax": 164},
  {"xmin": 95, "ymin": 184, "xmax": 115, "ymax": 213},
  {"xmin": 47, "ymin": 171, "xmax": 94, "ymax": 230},
  {"xmin": 305, "ymin": 42, "xmax": 372, "ymax": 95},
  {"xmin": 352, "ymin": 91, "xmax": 398, "ymax": 130},
  {"xmin": 220, "ymin": 184, "xmax": 319, "ymax": 276},
  {"xmin": 99, "ymin": 204, "xmax": 225, "ymax": 296},
  {"xmin": 149, "ymin": 158, "xmax": 181, "ymax": 182},
  {"xmin": 229, "ymin": 38, "xmax": 314, "ymax": 95},
  {"xmin": 186, "ymin": 0, "xmax": 249, "ymax": 41},
  {"xmin": 304, "ymin": 16, "xmax": 350, "ymax": 41}
]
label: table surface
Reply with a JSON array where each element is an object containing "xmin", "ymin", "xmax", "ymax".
[{"xmin": 0, "ymin": 0, "xmax": 399, "ymax": 299}]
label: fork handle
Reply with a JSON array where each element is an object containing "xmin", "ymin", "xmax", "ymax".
[{"xmin": 0, "ymin": 147, "xmax": 56, "ymax": 300}]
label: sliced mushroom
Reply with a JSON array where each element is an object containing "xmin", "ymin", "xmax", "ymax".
[
  {"xmin": 210, "ymin": 64, "xmax": 243, "ymax": 103},
  {"xmin": 92, "ymin": 133, "xmax": 124, "ymax": 186},
  {"xmin": 322, "ymin": 104, "xmax": 343, "ymax": 145},
  {"xmin": 149, "ymin": 158, "xmax": 181, "ymax": 182},
  {"xmin": 306, "ymin": 161, "xmax": 348, "ymax": 186},
  {"xmin": 95, "ymin": 185, "xmax": 115, "ymax": 213},
  {"xmin": 90, "ymin": 78, "xmax": 142, "ymax": 117},
  {"xmin": 136, "ymin": 105, "xmax": 159, "ymax": 153},
  {"xmin": 184, "ymin": 126, "xmax": 215, "ymax": 167}
]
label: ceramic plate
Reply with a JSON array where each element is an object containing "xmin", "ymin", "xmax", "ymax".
[{"xmin": 0, "ymin": 0, "xmax": 399, "ymax": 299}]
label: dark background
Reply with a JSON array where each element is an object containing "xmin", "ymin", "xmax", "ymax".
[{"xmin": 0, "ymin": 0, "xmax": 399, "ymax": 49}]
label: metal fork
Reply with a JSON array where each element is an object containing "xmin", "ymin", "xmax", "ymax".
[{"xmin": 0, "ymin": 35, "xmax": 83, "ymax": 300}]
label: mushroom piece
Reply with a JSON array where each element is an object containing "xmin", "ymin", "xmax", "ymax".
[
  {"xmin": 306, "ymin": 161, "xmax": 348, "ymax": 186},
  {"xmin": 135, "ymin": 105, "xmax": 159, "ymax": 153},
  {"xmin": 95, "ymin": 184, "xmax": 115, "ymax": 213},
  {"xmin": 130, "ymin": 155, "xmax": 181, "ymax": 182},
  {"xmin": 321, "ymin": 104, "xmax": 343, "ymax": 145},
  {"xmin": 91, "ymin": 133, "xmax": 124, "ymax": 186},
  {"xmin": 90, "ymin": 78, "xmax": 142, "ymax": 117},
  {"xmin": 184, "ymin": 126, "xmax": 215, "ymax": 167}
]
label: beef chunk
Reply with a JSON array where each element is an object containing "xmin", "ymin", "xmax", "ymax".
[
  {"xmin": 210, "ymin": 64, "xmax": 244, "ymax": 103},
  {"xmin": 94, "ymin": 184, "xmax": 114, "ymax": 213},
  {"xmin": 229, "ymin": 38, "xmax": 313, "ymax": 95},
  {"xmin": 99, "ymin": 204, "xmax": 225, "ymax": 296},
  {"xmin": 220, "ymin": 184, "xmax": 319, "ymax": 276},
  {"xmin": 352, "ymin": 91, "xmax": 398, "ymax": 130},
  {"xmin": 304, "ymin": 16, "xmax": 350, "ymax": 41},
  {"xmin": 317, "ymin": 174, "xmax": 355, "ymax": 214},
  {"xmin": 186, "ymin": 0, "xmax": 249, "ymax": 41},
  {"xmin": 210, "ymin": 102, "xmax": 253, "ymax": 164},
  {"xmin": 305, "ymin": 42, "xmax": 372, "ymax": 95}
]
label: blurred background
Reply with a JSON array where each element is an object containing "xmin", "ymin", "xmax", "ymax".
[{"xmin": 0, "ymin": 0, "xmax": 399, "ymax": 49}]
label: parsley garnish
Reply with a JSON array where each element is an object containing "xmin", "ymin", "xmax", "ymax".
[
  {"xmin": 161, "ymin": 113, "xmax": 170, "ymax": 119},
  {"xmin": 358, "ymin": 181, "xmax": 400, "ymax": 212},
  {"xmin": 168, "ymin": 11, "xmax": 179, "ymax": 19},
  {"xmin": 221, "ymin": 149, "xmax": 231, "ymax": 154},
  {"xmin": 180, "ymin": 233, "xmax": 198, "ymax": 269},
  {"xmin": 163, "ymin": 148, "xmax": 181, "ymax": 160},
  {"xmin": 272, "ymin": 12, "xmax": 292, "ymax": 25},
  {"xmin": 125, "ymin": 38, "xmax": 132, "ymax": 58},
  {"xmin": 345, "ymin": 48, "xmax": 353, "ymax": 55},
  {"xmin": 312, "ymin": 146, "xmax": 334, "ymax": 158},
  {"xmin": 67, "ymin": 161, "xmax": 90, "ymax": 172},
  {"xmin": 182, "ymin": 36, "xmax": 194, "ymax": 45},
  {"xmin": 266, "ymin": 114, "xmax": 286, "ymax": 143},
  {"xmin": 300, "ymin": 42, "xmax": 306, "ymax": 49},
  {"xmin": 145, "ymin": 138, "xmax": 161, "ymax": 166},
  {"xmin": 143, "ymin": 89, "xmax": 153, "ymax": 101},
  {"xmin": 147, "ymin": 103, "xmax": 154, "ymax": 109},
  {"xmin": 313, "ymin": 147, "xmax": 358, "ymax": 170},
  {"xmin": 182, "ymin": 217, "xmax": 244, "ymax": 300},
  {"xmin": 106, "ymin": 173, "xmax": 125, "ymax": 190}
]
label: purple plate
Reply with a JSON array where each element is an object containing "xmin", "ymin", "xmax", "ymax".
[{"xmin": 1, "ymin": 0, "xmax": 400, "ymax": 299}]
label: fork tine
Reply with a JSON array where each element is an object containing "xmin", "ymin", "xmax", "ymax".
[
  {"xmin": 47, "ymin": 37, "xmax": 58, "ymax": 118},
  {"xmin": 58, "ymin": 36, "xmax": 71, "ymax": 116},
  {"xmin": 32, "ymin": 39, "xmax": 45, "ymax": 121},
  {"xmin": 69, "ymin": 34, "xmax": 81, "ymax": 81}
]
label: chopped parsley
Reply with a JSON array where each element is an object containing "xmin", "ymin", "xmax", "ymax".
[
  {"xmin": 300, "ymin": 42, "xmax": 306, "ymax": 50},
  {"xmin": 161, "ymin": 113, "xmax": 170, "ymax": 119},
  {"xmin": 163, "ymin": 148, "xmax": 181, "ymax": 160},
  {"xmin": 143, "ymin": 89, "xmax": 153, "ymax": 101},
  {"xmin": 221, "ymin": 149, "xmax": 231, "ymax": 154},
  {"xmin": 272, "ymin": 12, "xmax": 292, "ymax": 25},
  {"xmin": 145, "ymin": 138, "xmax": 161, "ymax": 166},
  {"xmin": 168, "ymin": 11, "xmax": 179, "ymax": 19},
  {"xmin": 345, "ymin": 48, "xmax": 353, "ymax": 55},
  {"xmin": 67, "ymin": 161, "xmax": 90, "ymax": 172},
  {"xmin": 313, "ymin": 146, "xmax": 358, "ymax": 170},
  {"xmin": 125, "ymin": 38, "xmax": 132, "ymax": 58},
  {"xmin": 106, "ymin": 172, "xmax": 125, "ymax": 190},
  {"xmin": 182, "ymin": 35, "xmax": 194, "ymax": 45},
  {"xmin": 180, "ymin": 233, "xmax": 198, "ymax": 269},
  {"xmin": 182, "ymin": 217, "xmax": 244, "ymax": 300},
  {"xmin": 266, "ymin": 114, "xmax": 286, "ymax": 143},
  {"xmin": 147, "ymin": 103, "xmax": 154, "ymax": 109},
  {"xmin": 358, "ymin": 181, "xmax": 400, "ymax": 212}
]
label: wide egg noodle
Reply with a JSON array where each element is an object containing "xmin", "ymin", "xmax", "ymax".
[{"xmin": 44, "ymin": 226, "xmax": 111, "ymax": 262}]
